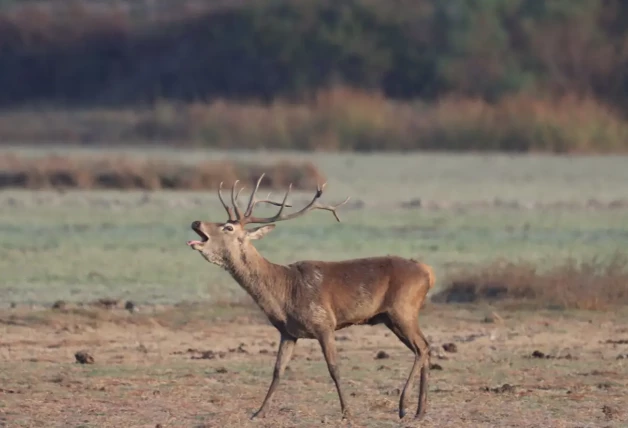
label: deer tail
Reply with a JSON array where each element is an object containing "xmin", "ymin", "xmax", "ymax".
[{"xmin": 415, "ymin": 261, "xmax": 436, "ymax": 290}]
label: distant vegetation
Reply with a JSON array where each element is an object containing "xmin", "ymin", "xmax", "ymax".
[
  {"xmin": 433, "ymin": 253, "xmax": 628, "ymax": 310},
  {"xmin": 2, "ymin": 90, "xmax": 627, "ymax": 152},
  {"xmin": 1, "ymin": 0, "xmax": 628, "ymax": 152},
  {"xmin": 0, "ymin": 154, "xmax": 324, "ymax": 190}
]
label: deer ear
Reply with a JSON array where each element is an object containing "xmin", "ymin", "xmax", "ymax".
[{"xmin": 246, "ymin": 224, "xmax": 276, "ymax": 240}]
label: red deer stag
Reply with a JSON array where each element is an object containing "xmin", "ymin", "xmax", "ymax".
[{"xmin": 186, "ymin": 174, "xmax": 435, "ymax": 422}]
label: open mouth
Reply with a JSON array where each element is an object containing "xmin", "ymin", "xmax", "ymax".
[{"xmin": 187, "ymin": 224, "xmax": 209, "ymax": 247}]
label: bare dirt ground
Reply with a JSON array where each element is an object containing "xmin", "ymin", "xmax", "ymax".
[{"xmin": 1, "ymin": 303, "xmax": 627, "ymax": 428}]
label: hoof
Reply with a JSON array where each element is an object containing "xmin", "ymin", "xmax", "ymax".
[
  {"xmin": 399, "ymin": 408, "xmax": 407, "ymax": 419},
  {"xmin": 414, "ymin": 411, "xmax": 426, "ymax": 421},
  {"xmin": 251, "ymin": 410, "xmax": 265, "ymax": 420}
]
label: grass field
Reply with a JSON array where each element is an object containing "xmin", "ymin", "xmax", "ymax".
[
  {"xmin": 1, "ymin": 150, "xmax": 627, "ymax": 305},
  {"xmin": 1, "ymin": 151, "xmax": 627, "ymax": 427}
]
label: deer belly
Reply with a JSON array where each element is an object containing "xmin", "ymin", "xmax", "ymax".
[
  {"xmin": 332, "ymin": 282, "xmax": 388, "ymax": 327},
  {"xmin": 334, "ymin": 304, "xmax": 386, "ymax": 329}
]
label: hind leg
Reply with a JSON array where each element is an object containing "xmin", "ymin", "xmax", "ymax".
[
  {"xmin": 414, "ymin": 328, "xmax": 431, "ymax": 420},
  {"xmin": 383, "ymin": 315, "xmax": 430, "ymax": 420}
]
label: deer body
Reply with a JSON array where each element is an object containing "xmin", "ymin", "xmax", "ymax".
[{"xmin": 187, "ymin": 175, "xmax": 434, "ymax": 422}]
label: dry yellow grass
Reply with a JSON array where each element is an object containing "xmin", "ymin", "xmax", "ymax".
[
  {"xmin": 3, "ymin": 90, "xmax": 628, "ymax": 152},
  {"xmin": 433, "ymin": 253, "xmax": 628, "ymax": 310},
  {"xmin": 0, "ymin": 154, "xmax": 324, "ymax": 191}
]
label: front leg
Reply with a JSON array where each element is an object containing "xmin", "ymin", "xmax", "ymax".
[
  {"xmin": 251, "ymin": 333, "xmax": 297, "ymax": 419},
  {"xmin": 318, "ymin": 331, "xmax": 351, "ymax": 420}
]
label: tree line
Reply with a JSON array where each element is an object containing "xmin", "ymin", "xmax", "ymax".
[{"xmin": 1, "ymin": 0, "xmax": 627, "ymax": 111}]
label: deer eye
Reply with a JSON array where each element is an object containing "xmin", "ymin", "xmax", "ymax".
[{"xmin": 223, "ymin": 224, "xmax": 234, "ymax": 232}]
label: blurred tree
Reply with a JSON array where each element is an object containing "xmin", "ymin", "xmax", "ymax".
[{"xmin": 0, "ymin": 0, "xmax": 627, "ymax": 112}]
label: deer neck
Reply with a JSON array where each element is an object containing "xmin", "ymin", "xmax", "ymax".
[{"xmin": 223, "ymin": 244, "xmax": 290, "ymax": 321}]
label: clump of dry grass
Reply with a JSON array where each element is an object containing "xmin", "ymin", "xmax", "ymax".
[
  {"xmin": 3, "ymin": 90, "xmax": 628, "ymax": 153},
  {"xmin": 417, "ymin": 94, "xmax": 628, "ymax": 152},
  {"xmin": 432, "ymin": 253, "xmax": 628, "ymax": 310},
  {"xmin": 0, "ymin": 154, "xmax": 324, "ymax": 191}
]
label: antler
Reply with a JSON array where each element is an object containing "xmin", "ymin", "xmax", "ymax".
[
  {"xmin": 240, "ymin": 173, "xmax": 350, "ymax": 225},
  {"xmin": 217, "ymin": 176, "xmax": 295, "ymax": 222},
  {"xmin": 217, "ymin": 182, "xmax": 236, "ymax": 222}
]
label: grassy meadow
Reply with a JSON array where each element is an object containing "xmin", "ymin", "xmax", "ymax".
[
  {"xmin": 2, "ymin": 149, "xmax": 628, "ymax": 427},
  {"xmin": 1, "ymin": 150, "xmax": 627, "ymax": 306}
]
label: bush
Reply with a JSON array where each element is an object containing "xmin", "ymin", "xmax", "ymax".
[{"xmin": 431, "ymin": 253, "xmax": 628, "ymax": 310}]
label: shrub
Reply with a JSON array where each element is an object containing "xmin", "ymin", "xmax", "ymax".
[{"xmin": 432, "ymin": 253, "xmax": 628, "ymax": 310}]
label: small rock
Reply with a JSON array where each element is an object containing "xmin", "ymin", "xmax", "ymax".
[
  {"xmin": 215, "ymin": 367, "xmax": 228, "ymax": 374},
  {"xmin": 442, "ymin": 343, "xmax": 458, "ymax": 353},
  {"xmin": 429, "ymin": 363, "xmax": 443, "ymax": 370},
  {"xmin": 531, "ymin": 350, "xmax": 546, "ymax": 358},
  {"xmin": 125, "ymin": 300, "xmax": 137, "ymax": 313},
  {"xmin": 75, "ymin": 351, "xmax": 94, "ymax": 364},
  {"xmin": 482, "ymin": 383, "xmax": 515, "ymax": 394},
  {"xmin": 375, "ymin": 350, "xmax": 390, "ymax": 359},
  {"xmin": 497, "ymin": 383, "xmax": 515, "ymax": 393},
  {"xmin": 52, "ymin": 300, "xmax": 66, "ymax": 310}
]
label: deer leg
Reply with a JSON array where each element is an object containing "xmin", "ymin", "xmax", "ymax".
[
  {"xmin": 318, "ymin": 331, "xmax": 351, "ymax": 419},
  {"xmin": 415, "ymin": 327, "xmax": 431, "ymax": 420},
  {"xmin": 384, "ymin": 316, "xmax": 429, "ymax": 420},
  {"xmin": 251, "ymin": 334, "xmax": 297, "ymax": 419}
]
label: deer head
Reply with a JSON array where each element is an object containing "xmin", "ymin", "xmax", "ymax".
[{"xmin": 187, "ymin": 173, "xmax": 350, "ymax": 268}]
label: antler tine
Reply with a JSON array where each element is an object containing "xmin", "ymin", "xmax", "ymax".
[
  {"xmin": 312, "ymin": 195, "xmax": 351, "ymax": 222},
  {"xmin": 240, "ymin": 174, "xmax": 295, "ymax": 220},
  {"xmin": 244, "ymin": 173, "xmax": 266, "ymax": 217},
  {"xmin": 275, "ymin": 183, "xmax": 292, "ymax": 218},
  {"xmin": 250, "ymin": 191, "xmax": 293, "ymax": 209},
  {"xmin": 218, "ymin": 182, "xmax": 236, "ymax": 221},
  {"xmin": 243, "ymin": 180, "xmax": 350, "ymax": 225},
  {"xmin": 230, "ymin": 180, "xmax": 244, "ymax": 220},
  {"xmin": 235, "ymin": 186, "xmax": 244, "ymax": 203}
]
